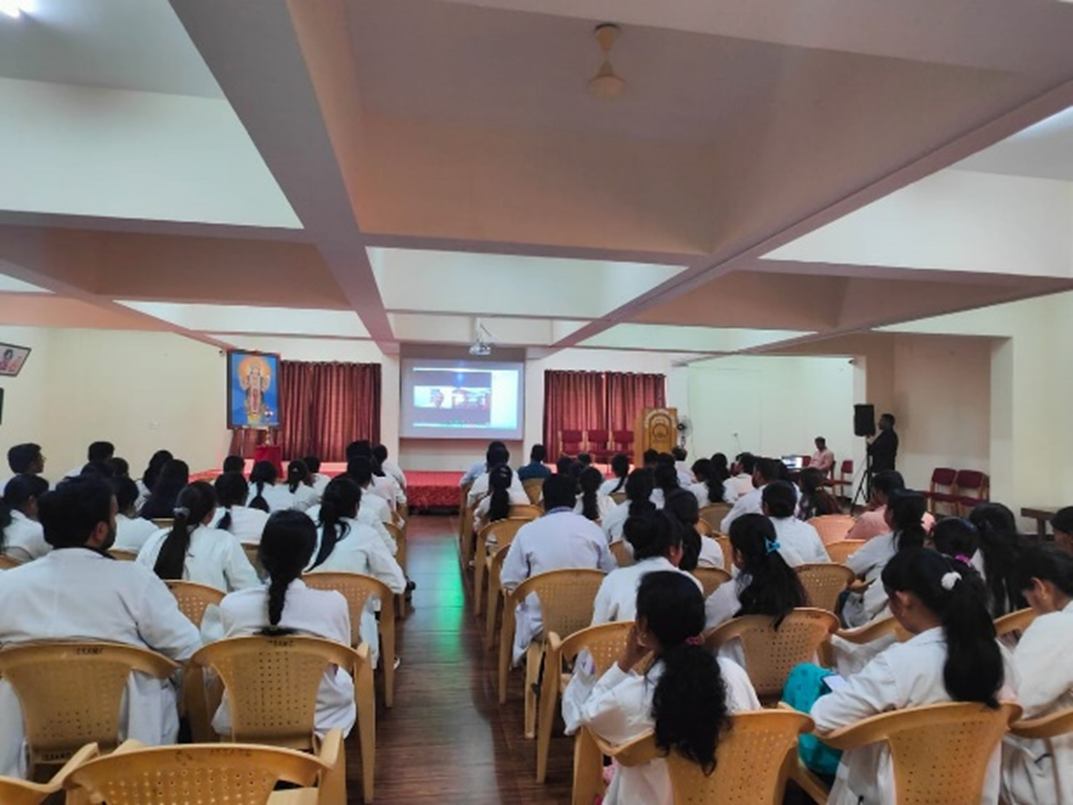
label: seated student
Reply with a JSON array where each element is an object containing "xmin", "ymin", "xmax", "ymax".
[
  {"xmin": 222, "ymin": 454, "xmax": 245, "ymax": 475},
  {"xmin": 1002, "ymin": 545, "xmax": 1073, "ymax": 804},
  {"xmin": 474, "ymin": 464, "xmax": 529, "ymax": 533},
  {"xmin": 663, "ymin": 488, "xmax": 724, "ymax": 569},
  {"xmin": 137, "ymin": 481, "xmax": 259, "ymax": 593},
  {"xmin": 556, "ymin": 455, "xmax": 578, "ymax": 478},
  {"xmin": 1051, "ymin": 507, "xmax": 1073, "ymax": 555},
  {"xmin": 688, "ymin": 458, "xmax": 724, "ymax": 507},
  {"xmin": 6, "ymin": 442, "xmax": 45, "ymax": 482},
  {"xmin": 604, "ymin": 469, "xmax": 657, "ymax": 546},
  {"xmin": 650, "ymin": 461, "xmax": 679, "ymax": 510},
  {"xmin": 970, "ymin": 503, "xmax": 1027, "ymax": 618},
  {"xmin": 846, "ymin": 470, "xmax": 935, "ymax": 541},
  {"xmin": 212, "ymin": 472, "xmax": 269, "ymax": 545},
  {"xmin": 136, "ymin": 449, "xmax": 173, "ymax": 509},
  {"xmin": 303, "ymin": 455, "xmax": 331, "ymax": 497},
  {"xmin": 245, "ymin": 460, "xmax": 292, "ymax": 513},
  {"xmin": 346, "ymin": 457, "xmax": 393, "ymax": 525},
  {"xmin": 284, "ymin": 460, "xmax": 319, "ymax": 511},
  {"xmin": 64, "ymin": 440, "xmax": 115, "ymax": 480},
  {"xmin": 812, "ymin": 548, "xmax": 1014, "ymax": 805},
  {"xmin": 709, "ymin": 452, "xmax": 731, "ymax": 484},
  {"xmin": 930, "ymin": 516, "xmax": 984, "ymax": 577},
  {"xmin": 501, "ymin": 474, "xmax": 616, "ymax": 664},
  {"xmin": 579, "ymin": 572, "xmax": 761, "ymax": 805},
  {"xmin": 107, "ymin": 456, "xmax": 131, "ymax": 480},
  {"xmin": 0, "ymin": 477, "xmax": 201, "ymax": 778},
  {"xmin": 209, "ymin": 511, "xmax": 356, "ymax": 739},
  {"xmin": 459, "ymin": 440, "xmax": 501, "ymax": 488},
  {"xmin": 0, "ymin": 475, "xmax": 50, "ymax": 563},
  {"xmin": 373, "ymin": 444, "xmax": 407, "ymax": 491},
  {"xmin": 671, "ymin": 446, "xmax": 693, "ymax": 487},
  {"xmin": 576, "ymin": 466, "xmax": 614, "ymax": 523},
  {"xmin": 704, "ymin": 514, "xmax": 807, "ymax": 665},
  {"xmin": 577, "ymin": 452, "xmax": 594, "ymax": 468},
  {"xmin": 795, "ymin": 467, "xmax": 842, "ymax": 520},
  {"xmin": 467, "ymin": 443, "xmax": 524, "ymax": 506},
  {"xmin": 139, "ymin": 458, "xmax": 189, "ymax": 520},
  {"xmin": 111, "ymin": 477, "xmax": 159, "ymax": 552},
  {"xmin": 841, "ymin": 490, "xmax": 928, "ymax": 628},
  {"xmin": 725, "ymin": 452, "xmax": 757, "ymax": 502},
  {"xmin": 517, "ymin": 444, "xmax": 552, "ymax": 482},
  {"xmin": 763, "ymin": 481, "xmax": 829, "ymax": 564},
  {"xmin": 306, "ymin": 477, "xmax": 406, "ymax": 668},
  {"xmin": 600, "ymin": 453, "xmax": 630, "ymax": 498},
  {"xmin": 641, "ymin": 449, "xmax": 660, "ymax": 471},
  {"xmin": 720, "ymin": 457, "xmax": 788, "ymax": 533}
]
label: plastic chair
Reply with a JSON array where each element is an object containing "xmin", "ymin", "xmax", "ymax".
[
  {"xmin": 522, "ymin": 478, "xmax": 544, "ymax": 505},
  {"xmin": 164, "ymin": 579, "xmax": 225, "ymax": 627},
  {"xmin": 610, "ymin": 541, "xmax": 634, "ymax": 568},
  {"xmin": 609, "ymin": 490, "xmax": 627, "ymax": 506},
  {"xmin": 1011, "ymin": 706, "xmax": 1073, "ymax": 740},
  {"xmin": 242, "ymin": 542, "xmax": 266, "ymax": 580},
  {"xmin": 107, "ymin": 548, "xmax": 138, "ymax": 562},
  {"xmin": 0, "ymin": 554, "xmax": 22, "ymax": 569},
  {"xmin": 698, "ymin": 503, "xmax": 731, "ymax": 531},
  {"xmin": 704, "ymin": 609, "xmax": 839, "ymax": 701},
  {"xmin": 923, "ymin": 467, "xmax": 958, "ymax": 515},
  {"xmin": 611, "ymin": 430, "xmax": 633, "ymax": 455},
  {"xmin": 835, "ymin": 615, "xmax": 911, "ymax": 646},
  {"xmin": 497, "ymin": 568, "xmax": 607, "ymax": 738},
  {"xmin": 695, "ymin": 519, "xmax": 714, "ymax": 537},
  {"xmin": 459, "ymin": 501, "xmax": 479, "ymax": 576},
  {"xmin": 473, "ymin": 518, "xmax": 529, "ymax": 616},
  {"xmin": 457, "ymin": 482, "xmax": 471, "ymax": 540},
  {"xmin": 484, "ymin": 542, "xmax": 513, "ymax": 650},
  {"xmin": 0, "ymin": 743, "xmax": 98, "ymax": 805},
  {"xmin": 795, "ymin": 564, "xmax": 854, "ymax": 612},
  {"xmin": 64, "ymin": 732, "xmax": 346, "ymax": 805},
  {"xmin": 188, "ymin": 635, "xmax": 374, "ymax": 802},
  {"xmin": 0, "ymin": 641, "xmax": 179, "ymax": 773},
  {"xmin": 808, "ymin": 514, "xmax": 856, "ymax": 545},
  {"xmin": 825, "ymin": 540, "xmax": 867, "ymax": 565},
  {"xmin": 304, "ymin": 571, "xmax": 399, "ymax": 707},
  {"xmin": 385, "ymin": 521, "xmax": 406, "ymax": 574},
  {"xmin": 994, "ymin": 607, "xmax": 1037, "ymax": 641},
  {"xmin": 150, "ymin": 518, "xmax": 174, "ymax": 530},
  {"xmin": 954, "ymin": 470, "xmax": 990, "ymax": 516},
  {"xmin": 536, "ymin": 621, "xmax": 634, "ymax": 783},
  {"xmin": 575, "ymin": 710, "xmax": 814, "ymax": 805},
  {"xmin": 692, "ymin": 566, "xmax": 731, "ymax": 598},
  {"xmin": 586, "ymin": 429, "xmax": 612, "ymax": 463},
  {"xmin": 509, "ymin": 503, "xmax": 543, "ymax": 520},
  {"xmin": 560, "ymin": 429, "xmax": 584, "ymax": 457},
  {"xmin": 713, "ymin": 534, "xmax": 733, "ymax": 567}
]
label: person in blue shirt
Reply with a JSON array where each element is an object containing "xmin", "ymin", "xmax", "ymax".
[{"xmin": 517, "ymin": 444, "xmax": 552, "ymax": 482}]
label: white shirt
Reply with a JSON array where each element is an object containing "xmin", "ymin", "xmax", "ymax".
[
  {"xmin": 726, "ymin": 473, "xmax": 754, "ymax": 502},
  {"xmin": 307, "ymin": 503, "xmax": 397, "ymax": 557},
  {"xmin": 467, "ymin": 470, "xmax": 526, "ymax": 507},
  {"xmin": 460, "ymin": 460, "xmax": 486, "ymax": 487},
  {"xmin": 211, "ymin": 505, "xmax": 270, "ymax": 545},
  {"xmin": 573, "ymin": 493, "xmax": 615, "ymax": 524},
  {"xmin": 603, "ymin": 501, "xmax": 632, "ymax": 543},
  {"xmin": 697, "ymin": 535, "xmax": 726, "ymax": 569},
  {"xmin": 842, "ymin": 532, "xmax": 899, "ymax": 627},
  {"xmin": 2, "ymin": 510, "xmax": 50, "ymax": 563},
  {"xmin": 810, "ymin": 448, "xmax": 835, "ymax": 473},
  {"xmin": 769, "ymin": 517, "xmax": 830, "ymax": 565},
  {"xmin": 599, "ymin": 477, "xmax": 628, "ymax": 498},
  {"xmin": 475, "ymin": 488, "xmax": 530, "ymax": 531},
  {"xmin": 114, "ymin": 513, "xmax": 161, "ymax": 552},
  {"xmin": 0, "ymin": 548, "xmax": 201, "ymax": 777},
  {"xmin": 674, "ymin": 461, "xmax": 694, "ymax": 487},
  {"xmin": 370, "ymin": 475, "xmax": 405, "ymax": 509},
  {"xmin": 579, "ymin": 658, "xmax": 761, "ymax": 805},
  {"xmin": 247, "ymin": 483, "xmax": 316, "ymax": 512},
  {"xmin": 381, "ymin": 459, "xmax": 407, "ymax": 490},
  {"xmin": 310, "ymin": 473, "xmax": 332, "ymax": 497},
  {"xmin": 688, "ymin": 481, "xmax": 716, "ymax": 508},
  {"xmin": 359, "ymin": 489, "xmax": 393, "ymax": 525},
  {"xmin": 812, "ymin": 628, "xmax": 1017, "ymax": 805},
  {"xmin": 136, "ymin": 524, "xmax": 261, "ymax": 593},
  {"xmin": 592, "ymin": 557, "xmax": 700, "ymax": 625},
  {"xmin": 720, "ymin": 484, "xmax": 764, "ymax": 532}
]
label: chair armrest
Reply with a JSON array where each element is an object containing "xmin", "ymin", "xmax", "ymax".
[
  {"xmin": 316, "ymin": 728, "xmax": 344, "ymax": 770},
  {"xmin": 789, "ymin": 757, "xmax": 830, "ymax": 804},
  {"xmin": 587, "ymin": 728, "xmax": 662, "ymax": 768},
  {"xmin": 112, "ymin": 739, "xmax": 147, "ymax": 755},
  {"xmin": 47, "ymin": 743, "xmax": 100, "ymax": 788},
  {"xmin": 1011, "ymin": 707, "xmax": 1073, "ymax": 739}
]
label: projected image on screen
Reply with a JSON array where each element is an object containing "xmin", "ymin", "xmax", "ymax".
[
  {"xmin": 412, "ymin": 371, "xmax": 492, "ymax": 427},
  {"xmin": 401, "ymin": 359, "xmax": 524, "ymax": 440}
]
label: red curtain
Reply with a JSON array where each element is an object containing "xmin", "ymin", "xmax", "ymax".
[
  {"xmin": 543, "ymin": 370, "xmax": 665, "ymax": 460},
  {"xmin": 230, "ymin": 361, "xmax": 380, "ymax": 461}
]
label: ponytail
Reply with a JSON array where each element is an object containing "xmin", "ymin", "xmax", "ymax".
[
  {"xmin": 257, "ymin": 511, "xmax": 317, "ymax": 635},
  {"xmin": 286, "ymin": 460, "xmax": 309, "ymax": 494},
  {"xmin": 311, "ymin": 477, "xmax": 359, "ymax": 569},
  {"xmin": 729, "ymin": 514, "xmax": 806, "ymax": 627},
  {"xmin": 888, "ymin": 490, "xmax": 927, "ymax": 553},
  {"xmin": 610, "ymin": 454, "xmax": 630, "ymax": 494},
  {"xmin": 487, "ymin": 465, "xmax": 513, "ymax": 523},
  {"xmin": 248, "ymin": 460, "xmax": 277, "ymax": 512},
  {"xmin": 213, "ymin": 472, "xmax": 249, "ymax": 533},
  {"xmin": 152, "ymin": 481, "xmax": 216, "ymax": 580},
  {"xmin": 691, "ymin": 459, "xmax": 723, "ymax": 506},
  {"xmin": 625, "ymin": 469, "xmax": 656, "ymax": 518},
  {"xmin": 579, "ymin": 467, "xmax": 602, "ymax": 522},
  {"xmin": 969, "ymin": 503, "xmax": 1026, "ymax": 617}
]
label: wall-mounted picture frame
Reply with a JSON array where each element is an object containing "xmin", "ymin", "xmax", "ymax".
[{"xmin": 0, "ymin": 343, "xmax": 31, "ymax": 377}]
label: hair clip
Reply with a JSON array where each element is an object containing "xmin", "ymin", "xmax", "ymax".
[
  {"xmin": 684, "ymin": 635, "xmax": 704, "ymax": 647},
  {"xmin": 940, "ymin": 571, "xmax": 962, "ymax": 591},
  {"xmin": 764, "ymin": 539, "xmax": 782, "ymax": 555},
  {"xmin": 173, "ymin": 506, "xmax": 191, "ymax": 518}
]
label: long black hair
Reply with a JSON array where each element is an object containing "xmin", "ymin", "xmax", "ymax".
[
  {"xmin": 710, "ymin": 453, "xmax": 730, "ymax": 484},
  {"xmin": 258, "ymin": 511, "xmax": 318, "ymax": 635},
  {"xmin": 0, "ymin": 475, "xmax": 49, "ymax": 549},
  {"xmin": 152, "ymin": 481, "xmax": 217, "ymax": 580},
  {"xmin": 311, "ymin": 476, "xmax": 360, "ymax": 569},
  {"xmin": 609, "ymin": 454, "xmax": 630, "ymax": 494},
  {"xmin": 138, "ymin": 458, "xmax": 189, "ymax": 519},
  {"xmin": 214, "ymin": 472, "xmax": 250, "ymax": 532},
  {"xmin": 798, "ymin": 468, "xmax": 841, "ymax": 519},
  {"xmin": 625, "ymin": 469, "xmax": 656, "ymax": 518},
  {"xmin": 625, "ymin": 510, "xmax": 683, "ymax": 561},
  {"xmin": 931, "ymin": 518, "xmax": 979, "ymax": 567},
  {"xmin": 578, "ymin": 466, "xmax": 603, "ymax": 521},
  {"xmin": 887, "ymin": 489, "xmax": 927, "ymax": 552},
  {"xmin": 248, "ymin": 460, "xmax": 278, "ymax": 513},
  {"xmin": 969, "ymin": 503, "xmax": 1026, "ymax": 617},
  {"xmin": 487, "ymin": 464, "xmax": 514, "ymax": 523},
  {"xmin": 691, "ymin": 458, "xmax": 724, "ymax": 506},
  {"xmin": 286, "ymin": 460, "xmax": 310, "ymax": 494},
  {"xmin": 654, "ymin": 463, "xmax": 680, "ymax": 497},
  {"xmin": 141, "ymin": 449, "xmax": 173, "ymax": 492},
  {"xmin": 638, "ymin": 571, "xmax": 731, "ymax": 775},
  {"xmin": 1013, "ymin": 543, "xmax": 1073, "ymax": 601},
  {"xmin": 729, "ymin": 514, "xmax": 806, "ymax": 627},
  {"xmin": 881, "ymin": 548, "xmax": 1003, "ymax": 707}
]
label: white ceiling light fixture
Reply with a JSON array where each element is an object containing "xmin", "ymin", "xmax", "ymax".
[
  {"xmin": 588, "ymin": 23, "xmax": 624, "ymax": 100},
  {"xmin": 469, "ymin": 320, "xmax": 493, "ymax": 356},
  {"xmin": 0, "ymin": 0, "xmax": 32, "ymax": 19}
]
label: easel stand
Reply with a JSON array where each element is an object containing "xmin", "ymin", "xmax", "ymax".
[{"xmin": 851, "ymin": 455, "xmax": 872, "ymax": 512}]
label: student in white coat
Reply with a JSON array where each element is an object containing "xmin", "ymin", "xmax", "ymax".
[
  {"xmin": 302, "ymin": 455, "xmax": 332, "ymax": 498},
  {"xmin": 812, "ymin": 548, "xmax": 1016, "ymax": 805},
  {"xmin": 345, "ymin": 457, "xmax": 394, "ymax": 526},
  {"xmin": 688, "ymin": 459, "xmax": 725, "ymax": 508},
  {"xmin": 579, "ymin": 571, "xmax": 761, "ymax": 805},
  {"xmin": 306, "ymin": 476, "xmax": 406, "ymax": 667},
  {"xmin": 599, "ymin": 454, "xmax": 630, "ymax": 498},
  {"xmin": 474, "ymin": 465, "xmax": 530, "ymax": 533},
  {"xmin": 374, "ymin": 444, "xmax": 407, "ymax": 492},
  {"xmin": 663, "ymin": 489, "xmax": 725, "ymax": 570},
  {"xmin": 725, "ymin": 453, "xmax": 758, "ymax": 503},
  {"xmin": 245, "ymin": 461, "xmax": 293, "ymax": 513},
  {"xmin": 1001, "ymin": 545, "xmax": 1073, "ymax": 804},
  {"xmin": 650, "ymin": 462, "xmax": 680, "ymax": 511},
  {"xmin": 212, "ymin": 472, "xmax": 270, "ymax": 545},
  {"xmin": 605, "ymin": 470, "xmax": 657, "ymax": 547},
  {"xmin": 137, "ymin": 481, "xmax": 260, "ymax": 593},
  {"xmin": 209, "ymin": 510, "xmax": 356, "ymax": 739},
  {"xmin": 762, "ymin": 482, "xmax": 830, "ymax": 564},
  {"xmin": 575, "ymin": 466, "xmax": 614, "ymax": 524},
  {"xmin": 136, "ymin": 449, "xmax": 173, "ymax": 511},
  {"xmin": 720, "ymin": 457, "xmax": 786, "ymax": 533},
  {"xmin": 969, "ymin": 503, "xmax": 1028, "ymax": 618},
  {"xmin": 0, "ymin": 474, "xmax": 51, "ymax": 563},
  {"xmin": 111, "ymin": 477, "xmax": 160, "ymax": 552},
  {"xmin": 501, "ymin": 475, "xmax": 616, "ymax": 665},
  {"xmin": 467, "ymin": 443, "xmax": 525, "ymax": 507},
  {"xmin": 0, "ymin": 477, "xmax": 201, "ymax": 778},
  {"xmin": 282, "ymin": 460, "xmax": 320, "ymax": 511}
]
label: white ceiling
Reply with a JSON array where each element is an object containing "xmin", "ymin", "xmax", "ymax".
[{"xmin": 955, "ymin": 106, "xmax": 1073, "ymax": 181}]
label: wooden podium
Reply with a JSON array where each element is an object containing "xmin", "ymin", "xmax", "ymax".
[{"xmin": 634, "ymin": 407, "xmax": 678, "ymax": 466}]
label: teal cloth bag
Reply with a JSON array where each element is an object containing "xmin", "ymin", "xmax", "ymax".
[{"xmin": 782, "ymin": 662, "xmax": 843, "ymax": 777}]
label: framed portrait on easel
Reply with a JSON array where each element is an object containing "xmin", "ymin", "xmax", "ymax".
[{"xmin": 226, "ymin": 350, "xmax": 282, "ymax": 429}]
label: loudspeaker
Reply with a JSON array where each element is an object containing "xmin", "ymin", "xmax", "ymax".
[{"xmin": 854, "ymin": 403, "xmax": 876, "ymax": 437}]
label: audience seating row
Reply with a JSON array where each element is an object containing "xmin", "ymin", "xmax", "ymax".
[{"xmin": 558, "ymin": 429, "xmax": 633, "ymax": 462}]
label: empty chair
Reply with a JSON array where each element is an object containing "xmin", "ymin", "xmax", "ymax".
[
  {"xmin": 473, "ymin": 518, "xmax": 528, "ymax": 616},
  {"xmin": 0, "ymin": 743, "xmax": 97, "ymax": 805},
  {"xmin": 164, "ymin": 580, "xmax": 225, "ymax": 627},
  {"xmin": 585, "ymin": 429, "xmax": 612, "ymax": 464},
  {"xmin": 830, "ymin": 460, "xmax": 854, "ymax": 499},
  {"xmin": 560, "ymin": 429, "xmax": 583, "ymax": 458},
  {"xmin": 808, "ymin": 514, "xmax": 856, "ymax": 545},
  {"xmin": 698, "ymin": 503, "xmax": 731, "ymax": 532},
  {"xmin": 955, "ymin": 470, "xmax": 990, "ymax": 516},
  {"xmin": 692, "ymin": 566, "xmax": 731, "ymax": 598},
  {"xmin": 796, "ymin": 563, "xmax": 854, "ymax": 612},
  {"xmin": 522, "ymin": 478, "xmax": 544, "ymax": 505},
  {"xmin": 923, "ymin": 467, "xmax": 958, "ymax": 515},
  {"xmin": 611, "ymin": 430, "xmax": 634, "ymax": 456}
]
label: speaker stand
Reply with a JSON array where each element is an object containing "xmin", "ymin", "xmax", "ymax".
[{"xmin": 850, "ymin": 456, "xmax": 872, "ymax": 512}]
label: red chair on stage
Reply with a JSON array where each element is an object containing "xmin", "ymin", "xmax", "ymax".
[
  {"xmin": 611, "ymin": 430, "xmax": 633, "ymax": 458},
  {"xmin": 954, "ymin": 470, "xmax": 990, "ymax": 516},
  {"xmin": 829, "ymin": 460, "xmax": 854, "ymax": 499},
  {"xmin": 923, "ymin": 467, "xmax": 958, "ymax": 515},
  {"xmin": 560, "ymin": 430, "xmax": 583, "ymax": 458},
  {"xmin": 585, "ymin": 429, "xmax": 612, "ymax": 463}
]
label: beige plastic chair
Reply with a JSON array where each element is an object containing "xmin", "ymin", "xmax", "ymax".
[
  {"xmin": 484, "ymin": 542, "xmax": 513, "ymax": 650},
  {"xmin": 695, "ymin": 519, "xmax": 714, "ymax": 537},
  {"xmin": 808, "ymin": 514, "xmax": 856, "ymax": 545},
  {"xmin": 574, "ymin": 710, "xmax": 814, "ymax": 805},
  {"xmin": 0, "ymin": 641, "xmax": 178, "ymax": 773},
  {"xmin": 994, "ymin": 607, "xmax": 1037, "ymax": 640},
  {"xmin": 509, "ymin": 503, "xmax": 543, "ymax": 520},
  {"xmin": 457, "ymin": 482, "xmax": 472, "ymax": 539},
  {"xmin": 497, "ymin": 568, "xmax": 606, "ymax": 738},
  {"xmin": 800, "ymin": 702, "xmax": 1022, "ymax": 805},
  {"xmin": 536, "ymin": 621, "xmax": 633, "ymax": 783},
  {"xmin": 242, "ymin": 542, "xmax": 267, "ymax": 579},
  {"xmin": 523, "ymin": 478, "xmax": 544, "ymax": 505},
  {"xmin": 188, "ymin": 636, "xmax": 375, "ymax": 802},
  {"xmin": 303, "ymin": 571, "xmax": 399, "ymax": 707},
  {"xmin": 795, "ymin": 563, "xmax": 854, "ymax": 613},
  {"xmin": 473, "ymin": 518, "xmax": 528, "ymax": 616},
  {"xmin": 164, "ymin": 579, "xmax": 225, "ymax": 627},
  {"xmin": 384, "ymin": 521, "xmax": 406, "ymax": 575},
  {"xmin": 609, "ymin": 490, "xmax": 627, "ymax": 506},
  {"xmin": 713, "ymin": 534, "xmax": 733, "ymax": 568},
  {"xmin": 1011, "ymin": 706, "xmax": 1073, "ymax": 740},
  {"xmin": 150, "ymin": 518, "xmax": 174, "ymax": 530},
  {"xmin": 610, "ymin": 540, "xmax": 634, "ymax": 568},
  {"xmin": 459, "ymin": 500, "xmax": 477, "ymax": 574},
  {"xmin": 698, "ymin": 503, "xmax": 731, "ymax": 532},
  {"xmin": 0, "ymin": 554, "xmax": 22, "ymax": 569},
  {"xmin": 825, "ymin": 540, "xmax": 867, "ymax": 565},
  {"xmin": 705, "ymin": 608, "xmax": 839, "ymax": 701},
  {"xmin": 65, "ymin": 732, "xmax": 346, "ymax": 805},
  {"xmin": 107, "ymin": 548, "xmax": 138, "ymax": 562},
  {"xmin": 822, "ymin": 613, "xmax": 911, "ymax": 667},
  {"xmin": 692, "ymin": 566, "xmax": 732, "ymax": 598},
  {"xmin": 0, "ymin": 743, "xmax": 98, "ymax": 805}
]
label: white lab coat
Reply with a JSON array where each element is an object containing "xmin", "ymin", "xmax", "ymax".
[
  {"xmin": 599, "ymin": 477, "xmax": 628, "ymax": 498},
  {"xmin": 136, "ymin": 525, "xmax": 261, "ymax": 593},
  {"xmin": 674, "ymin": 461, "xmax": 694, "ymax": 488},
  {"xmin": 307, "ymin": 504, "xmax": 397, "ymax": 557},
  {"xmin": 573, "ymin": 493, "xmax": 615, "ymax": 524},
  {"xmin": 381, "ymin": 459, "xmax": 407, "ymax": 491},
  {"xmin": 114, "ymin": 513, "xmax": 161, "ymax": 552},
  {"xmin": 697, "ymin": 535, "xmax": 726, "ymax": 569},
  {"xmin": 500, "ymin": 511, "xmax": 616, "ymax": 664},
  {"xmin": 603, "ymin": 501, "xmax": 632, "ymax": 543},
  {"xmin": 306, "ymin": 517, "xmax": 407, "ymax": 667},
  {"xmin": 370, "ymin": 475, "xmax": 405, "ymax": 509},
  {"xmin": 2, "ymin": 510, "xmax": 50, "ymax": 563},
  {"xmin": 208, "ymin": 580, "xmax": 355, "ymax": 738},
  {"xmin": 720, "ymin": 485, "xmax": 765, "ymax": 533},
  {"xmin": 688, "ymin": 481, "xmax": 724, "ymax": 508},
  {"xmin": 1002, "ymin": 600, "xmax": 1073, "ymax": 804},
  {"xmin": 474, "ymin": 488, "xmax": 530, "ymax": 532},
  {"xmin": 811, "ymin": 627, "xmax": 1018, "ymax": 805},
  {"xmin": 725, "ymin": 473, "xmax": 754, "ymax": 503},
  {"xmin": 247, "ymin": 483, "xmax": 315, "ymax": 512},
  {"xmin": 460, "ymin": 460, "xmax": 487, "ymax": 487},
  {"xmin": 841, "ymin": 532, "xmax": 899, "ymax": 627},
  {"xmin": 467, "ymin": 470, "xmax": 526, "ymax": 507},
  {"xmin": 0, "ymin": 548, "xmax": 201, "ymax": 777},
  {"xmin": 579, "ymin": 658, "xmax": 761, "ymax": 805},
  {"xmin": 211, "ymin": 505, "xmax": 270, "ymax": 545},
  {"xmin": 359, "ymin": 490, "xmax": 393, "ymax": 525},
  {"xmin": 310, "ymin": 473, "xmax": 332, "ymax": 498},
  {"xmin": 770, "ymin": 517, "xmax": 830, "ymax": 564}
]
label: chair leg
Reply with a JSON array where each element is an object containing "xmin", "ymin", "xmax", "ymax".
[
  {"xmin": 484, "ymin": 579, "xmax": 500, "ymax": 651},
  {"xmin": 354, "ymin": 658, "xmax": 377, "ymax": 803},
  {"xmin": 381, "ymin": 608, "xmax": 396, "ymax": 709},
  {"xmin": 524, "ymin": 641, "xmax": 542, "ymax": 739},
  {"xmin": 535, "ymin": 647, "xmax": 561, "ymax": 783},
  {"xmin": 497, "ymin": 596, "xmax": 515, "ymax": 704},
  {"xmin": 317, "ymin": 728, "xmax": 347, "ymax": 805},
  {"xmin": 572, "ymin": 729, "xmax": 604, "ymax": 805},
  {"xmin": 473, "ymin": 550, "xmax": 486, "ymax": 617}
]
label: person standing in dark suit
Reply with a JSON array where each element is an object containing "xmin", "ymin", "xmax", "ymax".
[{"xmin": 867, "ymin": 413, "xmax": 899, "ymax": 472}]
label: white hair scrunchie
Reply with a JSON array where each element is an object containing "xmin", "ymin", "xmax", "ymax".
[{"xmin": 940, "ymin": 571, "xmax": 962, "ymax": 591}]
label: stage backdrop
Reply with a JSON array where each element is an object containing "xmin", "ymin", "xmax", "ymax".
[{"xmin": 230, "ymin": 360, "xmax": 380, "ymax": 461}]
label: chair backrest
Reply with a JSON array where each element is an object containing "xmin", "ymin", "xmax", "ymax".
[
  {"xmin": 0, "ymin": 554, "xmax": 22, "ymax": 569},
  {"xmin": 834, "ymin": 615, "xmax": 911, "ymax": 646},
  {"xmin": 151, "ymin": 518, "xmax": 174, "ymax": 530},
  {"xmin": 190, "ymin": 635, "xmax": 362, "ymax": 749},
  {"xmin": 303, "ymin": 572, "xmax": 392, "ymax": 647},
  {"xmin": 241, "ymin": 543, "xmax": 266, "ymax": 579},
  {"xmin": 695, "ymin": 519, "xmax": 714, "ymax": 537},
  {"xmin": 107, "ymin": 548, "xmax": 138, "ymax": 562},
  {"xmin": 0, "ymin": 743, "xmax": 98, "ymax": 805},
  {"xmin": 795, "ymin": 564, "xmax": 854, "ymax": 612},
  {"xmin": 164, "ymin": 580, "xmax": 225, "ymax": 627},
  {"xmin": 586, "ymin": 429, "xmax": 610, "ymax": 448},
  {"xmin": 480, "ymin": 518, "xmax": 529, "ymax": 554},
  {"xmin": 611, "ymin": 430, "xmax": 634, "ymax": 450},
  {"xmin": 514, "ymin": 569, "xmax": 607, "ymax": 640},
  {"xmin": 930, "ymin": 467, "xmax": 957, "ymax": 487},
  {"xmin": 698, "ymin": 503, "xmax": 731, "ymax": 531},
  {"xmin": 0, "ymin": 642, "xmax": 179, "ymax": 765},
  {"xmin": 554, "ymin": 621, "xmax": 635, "ymax": 678},
  {"xmin": 609, "ymin": 490, "xmax": 627, "ymax": 505},
  {"xmin": 994, "ymin": 607, "xmax": 1037, "ymax": 640},
  {"xmin": 840, "ymin": 459, "xmax": 853, "ymax": 476},
  {"xmin": 808, "ymin": 514, "xmax": 856, "ymax": 545},
  {"xmin": 66, "ymin": 741, "xmax": 328, "ymax": 804},
  {"xmin": 692, "ymin": 567, "xmax": 731, "ymax": 598},
  {"xmin": 522, "ymin": 478, "xmax": 544, "ymax": 504},
  {"xmin": 508, "ymin": 503, "xmax": 543, "ymax": 520},
  {"xmin": 954, "ymin": 469, "xmax": 987, "ymax": 492},
  {"xmin": 825, "ymin": 540, "xmax": 867, "ymax": 564},
  {"xmin": 560, "ymin": 430, "xmax": 583, "ymax": 453},
  {"xmin": 610, "ymin": 541, "xmax": 634, "ymax": 567},
  {"xmin": 705, "ymin": 609, "xmax": 839, "ymax": 699}
]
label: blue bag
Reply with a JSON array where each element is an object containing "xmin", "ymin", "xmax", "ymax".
[{"xmin": 782, "ymin": 662, "xmax": 843, "ymax": 777}]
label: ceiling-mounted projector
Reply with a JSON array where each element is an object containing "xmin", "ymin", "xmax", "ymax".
[{"xmin": 469, "ymin": 320, "xmax": 493, "ymax": 356}]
